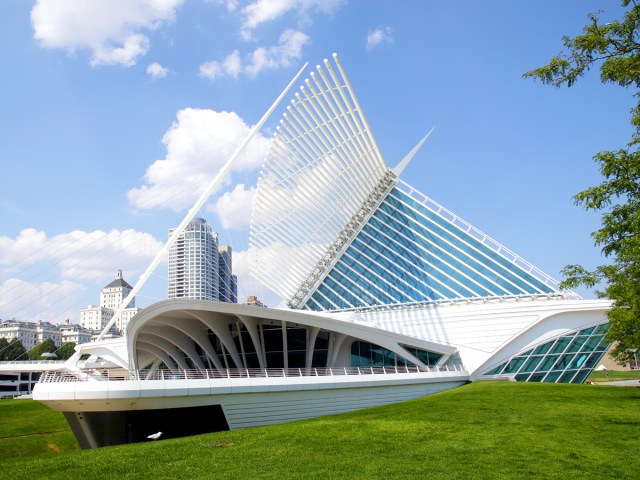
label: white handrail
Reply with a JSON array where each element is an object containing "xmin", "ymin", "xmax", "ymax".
[{"xmin": 39, "ymin": 365, "xmax": 468, "ymax": 383}]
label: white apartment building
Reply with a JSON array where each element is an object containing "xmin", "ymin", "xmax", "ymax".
[
  {"xmin": 80, "ymin": 270, "xmax": 140, "ymax": 334},
  {"xmin": 0, "ymin": 320, "xmax": 62, "ymax": 350}
]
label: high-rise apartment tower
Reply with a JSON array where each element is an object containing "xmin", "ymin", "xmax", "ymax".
[{"xmin": 168, "ymin": 217, "xmax": 237, "ymax": 302}]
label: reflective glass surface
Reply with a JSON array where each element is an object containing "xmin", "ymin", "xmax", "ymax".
[
  {"xmin": 481, "ymin": 324, "xmax": 609, "ymax": 384},
  {"xmin": 305, "ymin": 186, "xmax": 556, "ymax": 311},
  {"xmin": 351, "ymin": 341, "xmax": 442, "ymax": 368}
]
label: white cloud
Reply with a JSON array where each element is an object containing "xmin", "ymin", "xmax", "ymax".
[
  {"xmin": 205, "ymin": 0, "xmax": 239, "ymax": 12},
  {"xmin": 128, "ymin": 108, "xmax": 270, "ymax": 211},
  {"xmin": 245, "ymin": 29, "xmax": 308, "ymax": 76},
  {"xmin": 0, "ymin": 228, "xmax": 162, "ymax": 281},
  {"xmin": 210, "ymin": 184, "xmax": 256, "ymax": 230},
  {"xmin": 199, "ymin": 50, "xmax": 242, "ymax": 79},
  {"xmin": 147, "ymin": 62, "xmax": 169, "ymax": 78},
  {"xmin": 0, "ymin": 228, "xmax": 163, "ymax": 322},
  {"xmin": 367, "ymin": 26, "xmax": 393, "ymax": 51},
  {"xmin": 232, "ymin": 248, "xmax": 282, "ymax": 307},
  {"xmin": 30, "ymin": 0, "xmax": 183, "ymax": 67},
  {"xmin": 0, "ymin": 278, "xmax": 86, "ymax": 323},
  {"xmin": 200, "ymin": 29, "xmax": 308, "ymax": 80},
  {"xmin": 239, "ymin": 0, "xmax": 344, "ymax": 40}
]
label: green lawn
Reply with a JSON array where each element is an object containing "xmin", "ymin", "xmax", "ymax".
[
  {"xmin": 1, "ymin": 381, "xmax": 638, "ymax": 479},
  {"xmin": 588, "ymin": 369, "xmax": 640, "ymax": 382}
]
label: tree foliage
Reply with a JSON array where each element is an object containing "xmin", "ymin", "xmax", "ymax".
[
  {"xmin": 57, "ymin": 342, "xmax": 76, "ymax": 360},
  {"xmin": 524, "ymin": 0, "xmax": 640, "ymax": 364},
  {"xmin": 27, "ymin": 338, "xmax": 57, "ymax": 360},
  {"xmin": 0, "ymin": 338, "xmax": 27, "ymax": 361}
]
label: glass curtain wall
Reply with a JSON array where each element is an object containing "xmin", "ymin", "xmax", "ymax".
[{"xmin": 482, "ymin": 324, "xmax": 609, "ymax": 384}]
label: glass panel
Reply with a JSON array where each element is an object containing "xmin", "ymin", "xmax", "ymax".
[
  {"xmin": 567, "ymin": 336, "xmax": 587, "ymax": 353},
  {"xmin": 503, "ymin": 356, "xmax": 526, "ymax": 374},
  {"xmin": 558, "ymin": 370, "xmax": 578, "ymax": 383},
  {"xmin": 528, "ymin": 372, "xmax": 546, "ymax": 382},
  {"xmin": 484, "ymin": 363, "xmax": 506, "ymax": 375},
  {"xmin": 543, "ymin": 371, "xmax": 562, "ymax": 383},
  {"xmin": 594, "ymin": 324, "xmax": 608, "ymax": 335},
  {"xmin": 581, "ymin": 336, "xmax": 603, "ymax": 352},
  {"xmin": 533, "ymin": 342, "xmax": 552, "ymax": 355},
  {"xmin": 550, "ymin": 336, "xmax": 573, "ymax": 354},
  {"xmin": 554, "ymin": 354, "xmax": 575, "ymax": 370},
  {"xmin": 520, "ymin": 356, "xmax": 543, "ymax": 373},
  {"xmin": 573, "ymin": 369, "xmax": 591, "ymax": 384},
  {"xmin": 536, "ymin": 355, "xmax": 559, "ymax": 372},
  {"xmin": 262, "ymin": 326, "xmax": 283, "ymax": 351},
  {"xmin": 569, "ymin": 353, "xmax": 590, "ymax": 369},
  {"xmin": 288, "ymin": 351, "xmax": 306, "ymax": 368},
  {"xmin": 515, "ymin": 373, "xmax": 531, "ymax": 382}
]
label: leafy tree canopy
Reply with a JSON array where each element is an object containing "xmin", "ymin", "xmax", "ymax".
[
  {"xmin": 524, "ymin": 0, "xmax": 640, "ymax": 364},
  {"xmin": 57, "ymin": 342, "xmax": 76, "ymax": 360},
  {"xmin": 0, "ymin": 338, "xmax": 27, "ymax": 361},
  {"xmin": 28, "ymin": 338, "xmax": 57, "ymax": 360}
]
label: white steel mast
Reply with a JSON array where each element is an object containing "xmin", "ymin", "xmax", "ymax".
[{"xmin": 96, "ymin": 62, "xmax": 308, "ymax": 342}]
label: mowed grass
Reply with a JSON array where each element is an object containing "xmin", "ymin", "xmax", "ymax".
[
  {"xmin": 1, "ymin": 381, "xmax": 639, "ymax": 479},
  {"xmin": 588, "ymin": 369, "xmax": 640, "ymax": 382}
]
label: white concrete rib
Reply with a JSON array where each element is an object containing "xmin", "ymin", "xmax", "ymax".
[{"xmin": 250, "ymin": 54, "xmax": 390, "ymax": 300}]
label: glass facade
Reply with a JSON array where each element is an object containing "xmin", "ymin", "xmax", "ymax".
[
  {"xmin": 304, "ymin": 185, "xmax": 556, "ymax": 311},
  {"xmin": 351, "ymin": 341, "xmax": 442, "ymax": 368},
  {"xmin": 481, "ymin": 324, "xmax": 609, "ymax": 384}
]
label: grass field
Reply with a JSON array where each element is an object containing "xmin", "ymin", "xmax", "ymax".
[
  {"xmin": 588, "ymin": 369, "xmax": 640, "ymax": 382},
  {"xmin": 1, "ymin": 381, "xmax": 638, "ymax": 479}
]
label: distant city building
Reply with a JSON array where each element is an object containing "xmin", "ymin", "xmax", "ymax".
[
  {"xmin": 218, "ymin": 245, "xmax": 238, "ymax": 303},
  {"xmin": 168, "ymin": 217, "xmax": 237, "ymax": 303},
  {"xmin": 0, "ymin": 319, "xmax": 62, "ymax": 350},
  {"xmin": 80, "ymin": 270, "xmax": 140, "ymax": 334},
  {"xmin": 245, "ymin": 295, "xmax": 266, "ymax": 307},
  {"xmin": 59, "ymin": 321, "xmax": 93, "ymax": 345}
]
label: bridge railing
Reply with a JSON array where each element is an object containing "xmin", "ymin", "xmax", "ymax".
[{"xmin": 39, "ymin": 364, "xmax": 467, "ymax": 383}]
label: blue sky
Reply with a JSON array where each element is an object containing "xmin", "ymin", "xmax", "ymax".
[{"xmin": 0, "ymin": 0, "xmax": 632, "ymax": 323}]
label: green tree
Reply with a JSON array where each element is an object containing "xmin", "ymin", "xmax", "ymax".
[
  {"xmin": 524, "ymin": 0, "xmax": 640, "ymax": 364},
  {"xmin": 0, "ymin": 338, "xmax": 8, "ymax": 360},
  {"xmin": 28, "ymin": 338, "xmax": 57, "ymax": 360},
  {"xmin": 1, "ymin": 339, "xmax": 27, "ymax": 361},
  {"xmin": 56, "ymin": 342, "xmax": 76, "ymax": 360}
]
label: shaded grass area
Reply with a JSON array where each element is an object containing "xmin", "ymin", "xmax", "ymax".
[
  {"xmin": 588, "ymin": 369, "xmax": 640, "ymax": 382},
  {"xmin": 1, "ymin": 382, "xmax": 639, "ymax": 479},
  {"xmin": 0, "ymin": 399, "xmax": 78, "ymax": 461}
]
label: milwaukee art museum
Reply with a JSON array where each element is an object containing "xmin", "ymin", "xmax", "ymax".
[{"xmin": 34, "ymin": 55, "xmax": 611, "ymax": 449}]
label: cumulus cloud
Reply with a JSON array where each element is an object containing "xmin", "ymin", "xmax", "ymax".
[
  {"xmin": 205, "ymin": 0, "xmax": 239, "ymax": 12},
  {"xmin": 200, "ymin": 50, "xmax": 242, "ymax": 79},
  {"xmin": 232, "ymin": 248, "xmax": 282, "ymax": 307},
  {"xmin": 210, "ymin": 184, "xmax": 256, "ymax": 230},
  {"xmin": 0, "ymin": 228, "xmax": 163, "ymax": 322},
  {"xmin": 239, "ymin": 0, "xmax": 344, "ymax": 40},
  {"xmin": 0, "ymin": 228, "xmax": 163, "ymax": 282},
  {"xmin": 128, "ymin": 108, "xmax": 270, "ymax": 211},
  {"xmin": 147, "ymin": 62, "xmax": 169, "ymax": 78},
  {"xmin": 367, "ymin": 26, "xmax": 393, "ymax": 51},
  {"xmin": 30, "ymin": 0, "xmax": 183, "ymax": 67},
  {"xmin": 0, "ymin": 278, "xmax": 86, "ymax": 323},
  {"xmin": 245, "ymin": 29, "xmax": 308, "ymax": 76},
  {"xmin": 200, "ymin": 29, "xmax": 308, "ymax": 79}
]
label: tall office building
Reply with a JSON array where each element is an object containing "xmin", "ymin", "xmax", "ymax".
[
  {"xmin": 218, "ymin": 245, "xmax": 237, "ymax": 303},
  {"xmin": 168, "ymin": 217, "xmax": 237, "ymax": 302}
]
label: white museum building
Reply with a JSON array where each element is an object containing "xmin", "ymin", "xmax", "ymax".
[{"xmin": 33, "ymin": 55, "xmax": 610, "ymax": 449}]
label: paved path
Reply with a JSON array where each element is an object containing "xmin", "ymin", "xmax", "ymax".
[{"xmin": 593, "ymin": 379, "xmax": 640, "ymax": 387}]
